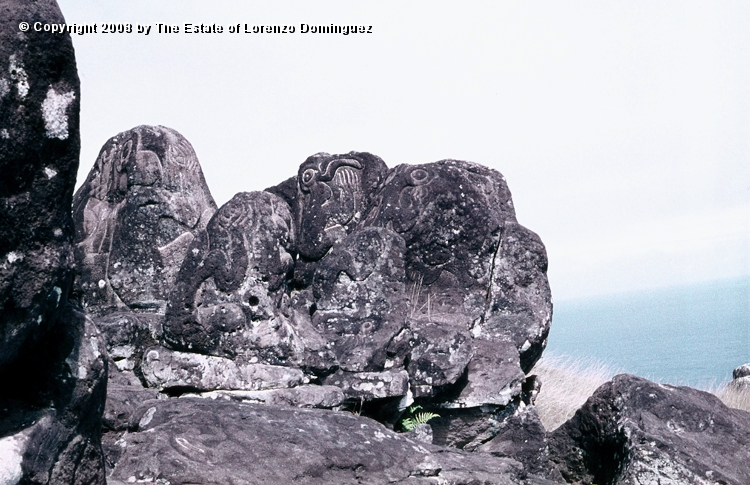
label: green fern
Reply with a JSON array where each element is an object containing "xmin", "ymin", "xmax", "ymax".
[{"xmin": 399, "ymin": 405, "xmax": 439, "ymax": 431}]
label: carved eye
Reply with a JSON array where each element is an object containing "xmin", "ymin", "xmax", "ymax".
[
  {"xmin": 410, "ymin": 168, "xmax": 429, "ymax": 185},
  {"xmin": 301, "ymin": 168, "xmax": 316, "ymax": 185}
]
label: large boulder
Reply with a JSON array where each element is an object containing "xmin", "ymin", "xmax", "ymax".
[
  {"xmin": 0, "ymin": 1, "xmax": 108, "ymax": 483},
  {"xmin": 0, "ymin": 0, "xmax": 79, "ymax": 373},
  {"xmin": 292, "ymin": 151, "xmax": 388, "ymax": 284},
  {"xmin": 548, "ymin": 374, "xmax": 750, "ymax": 485},
  {"xmin": 309, "ymin": 226, "xmax": 408, "ymax": 372},
  {"xmin": 105, "ymin": 398, "xmax": 558, "ymax": 485},
  {"xmin": 163, "ymin": 191, "xmax": 331, "ymax": 368},
  {"xmin": 364, "ymin": 160, "xmax": 551, "ymax": 372},
  {"xmin": 73, "ymin": 125, "xmax": 216, "ymax": 316}
]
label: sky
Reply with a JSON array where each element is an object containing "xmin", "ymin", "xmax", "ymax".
[{"xmin": 56, "ymin": 1, "xmax": 750, "ymax": 301}]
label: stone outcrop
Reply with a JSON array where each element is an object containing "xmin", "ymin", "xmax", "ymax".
[
  {"xmin": 548, "ymin": 374, "xmax": 750, "ymax": 485},
  {"xmin": 72, "ymin": 142, "xmax": 554, "ymax": 477},
  {"xmin": 72, "ymin": 125, "xmax": 216, "ymax": 316},
  {"xmin": 104, "ymin": 398, "xmax": 558, "ymax": 485},
  {"xmin": 0, "ymin": 1, "xmax": 107, "ymax": 482}
]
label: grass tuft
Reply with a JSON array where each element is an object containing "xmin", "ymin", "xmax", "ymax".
[
  {"xmin": 712, "ymin": 383, "xmax": 750, "ymax": 413},
  {"xmin": 529, "ymin": 353, "xmax": 618, "ymax": 431}
]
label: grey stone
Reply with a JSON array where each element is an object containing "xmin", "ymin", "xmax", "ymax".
[
  {"xmin": 106, "ymin": 398, "xmax": 556, "ymax": 485},
  {"xmin": 406, "ymin": 423, "xmax": 434, "ymax": 445},
  {"xmin": 310, "ymin": 226, "xmax": 409, "ymax": 372},
  {"xmin": 0, "ymin": 306, "xmax": 108, "ymax": 485},
  {"xmin": 548, "ymin": 374, "xmax": 750, "ymax": 485},
  {"xmin": 103, "ymin": 385, "xmax": 160, "ymax": 432},
  {"xmin": 163, "ymin": 191, "xmax": 322, "ymax": 367},
  {"xmin": 479, "ymin": 406, "xmax": 563, "ymax": 481},
  {"xmin": 1, "ymin": 2, "xmax": 108, "ymax": 482},
  {"xmin": 140, "ymin": 347, "xmax": 305, "ymax": 392},
  {"xmin": 0, "ymin": 0, "xmax": 80, "ymax": 373},
  {"xmin": 480, "ymin": 222, "xmax": 552, "ymax": 372},
  {"xmin": 294, "ymin": 151, "xmax": 388, "ymax": 263},
  {"xmin": 73, "ymin": 125, "xmax": 216, "ymax": 316},
  {"xmin": 443, "ymin": 339, "xmax": 525, "ymax": 409},
  {"xmin": 406, "ymin": 322, "xmax": 473, "ymax": 398},
  {"xmin": 323, "ymin": 369, "xmax": 410, "ymax": 400},
  {"xmin": 733, "ymin": 363, "xmax": 750, "ymax": 380},
  {"xmin": 185, "ymin": 385, "xmax": 345, "ymax": 409}
]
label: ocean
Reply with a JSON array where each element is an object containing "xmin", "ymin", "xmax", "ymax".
[{"xmin": 545, "ymin": 276, "xmax": 750, "ymax": 389}]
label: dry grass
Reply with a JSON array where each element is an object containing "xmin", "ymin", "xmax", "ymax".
[
  {"xmin": 529, "ymin": 354, "xmax": 618, "ymax": 431},
  {"xmin": 713, "ymin": 383, "xmax": 750, "ymax": 413},
  {"xmin": 531, "ymin": 354, "xmax": 750, "ymax": 431}
]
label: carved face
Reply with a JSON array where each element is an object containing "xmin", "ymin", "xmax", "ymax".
[{"xmin": 296, "ymin": 154, "xmax": 368, "ymax": 260}]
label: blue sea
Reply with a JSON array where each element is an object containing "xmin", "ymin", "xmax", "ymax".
[{"xmin": 545, "ymin": 277, "xmax": 750, "ymax": 389}]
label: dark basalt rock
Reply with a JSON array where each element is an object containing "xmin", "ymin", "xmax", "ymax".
[
  {"xmin": 364, "ymin": 160, "xmax": 552, "ymax": 372},
  {"xmin": 0, "ymin": 0, "xmax": 80, "ymax": 373},
  {"xmin": 0, "ymin": 305, "xmax": 108, "ymax": 485},
  {"xmin": 481, "ymin": 222, "xmax": 552, "ymax": 372},
  {"xmin": 293, "ymin": 151, "xmax": 388, "ymax": 284},
  {"xmin": 309, "ymin": 226, "xmax": 408, "ymax": 372},
  {"xmin": 1, "ymin": 1, "xmax": 108, "ymax": 482},
  {"xmin": 73, "ymin": 125, "xmax": 216, "ymax": 316},
  {"xmin": 480, "ymin": 406, "xmax": 563, "ymax": 482},
  {"xmin": 163, "ymin": 191, "xmax": 331, "ymax": 368},
  {"xmin": 105, "ymin": 398, "xmax": 558, "ymax": 485},
  {"xmin": 548, "ymin": 374, "xmax": 750, "ymax": 485}
]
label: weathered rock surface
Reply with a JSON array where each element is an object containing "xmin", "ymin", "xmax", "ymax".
[
  {"xmin": 480, "ymin": 406, "xmax": 563, "ymax": 482},
  {"xmin": 140, "ymin": 347, "xmax": 305, "ymax": 393},
  {"xmin": 294, "ymin": 151, "xmax": 388, "ymax": 264},
  {"xmin": 105, "ymin": 398, "xmax": 558, "ymax": 485},
  {"xmin": 73, "ymin": 125, "xmax": 216, "ymax": 316},
  {"xmin": 163, "ymin": 191, "xmax": 327, "ymax": 367},
  {"xmin": 0, "ymin": 0, "xmax": 80, "ymax": 373},
  {"xmin": 0, "ymin": 305, "xmax": 108, "ymax": 485},
  {"xmin": 309, "ymin": 226, "xmax": 409, "ymax": 372},
  {"xmin": 548, "ymin": 374, "xmax": 750, "ymax": 485},
  {"xmin": 364, "ymin": 160, "xmax": 551, "ymax": 372},
  {"xmin": 1, "ymin": 1, "xmax": 108, "ymax": 483}
]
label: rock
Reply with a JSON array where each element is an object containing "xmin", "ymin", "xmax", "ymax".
[
  {"xmin": 442, "ymin": 339, "xmax": 525, "ymax": 409},
  {"xmin": 1, "ymin": 2, "xmax": 108, "ymax": 482},
  {"xmin": 0, "ymin": 305, "xmax": 108, "ymax": 485},
  {"xmin": 323, "ymin": 369, "xmax": 410, "ymax": 400},
  {"xmin": 103, "ymin": 385, "xmax": 160, "ymax": 432},
  {"xmin": 406, "ymin": 423, "xmax": 434, "ymax": 445},
  {"xmin": 364, "ymin": 160, "xmax": 516, "ymax": 328},
  {"xmin": 364, "ymin": 160, "xmax": 552, "ymax": 372},
  {"xmin": 406, "ymin": 322, "xmax": 474, "ymax": 398},
  {"xmin": 0, "ymin": 0, "xmax": 80, "ymax": 373},
  {"xmin": 548, "ymin": 374, "xmax": 750, "ymax": 485},
  {"xmin": 163, "ymin": 191, "xmax": 316, "ymax": 366},
  {"xmin": 94, "ymin": 311, "xmax": 162, "ymax": 384},
  {"xmin": 293, "ymin": 151, "xmax": 388, "ymax": 284},
  {"xmin": 140, "ymin": 347, "xmax": 305, "ymax": 393},
  {"xmin": 479, "ymin": 406, "xmax": 563, "ymax": 481},
  {"xmin": 72, "ymin": 125, "xmax": 216, "ymax": 316},
  {"xmin": 184, "ymin": 385, "xmax": 345, "ymax": 409},
  {"xmin": 106, "ymin": 398, "xmax": 557, "ymax": 485},
  {"xmin": 310, "ymin": 226, "xmax": 409, "ymax": 372},
  {"xmin": 734, "ymin": 363, "xmax": 750, "ymax": 379},
  {"xmin": 479, "ymin": 222, "xmax": 552, "ymax": 372}
]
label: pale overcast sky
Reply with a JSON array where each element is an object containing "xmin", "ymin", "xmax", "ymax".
[{"xmin": 56, "ymin": 1, "xmax": 750, "ymax": 301}]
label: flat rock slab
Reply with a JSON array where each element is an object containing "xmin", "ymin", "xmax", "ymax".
[
  {"xmin": 141, "ymin": 347, "xmax": 304, "ymax": 392},
  {"xmin": 323, "ymin": 369, "xmax": 409, "ymax": 400},
  {"xmin": 187, "ymin": 385, "xmax": 345, "ymax": 409},
  {"xmin": 549, "ymin": 374, "xmax": 750, "ymax": 485},
  {"xmin": 107, "ymin": 398, "xmax": 558, "ymax": 485}
]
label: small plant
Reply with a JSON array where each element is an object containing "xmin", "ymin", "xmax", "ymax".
[{"xmin": 399, "ymin": 405, "xmax": 440, "ymax": 431}]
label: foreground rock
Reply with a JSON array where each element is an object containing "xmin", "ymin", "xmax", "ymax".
[
  {"xmin": 1, "ymin": 0, "xmax": 108, "ymax": 483},
  {"xmin": 73, "ymin": 125, "xmax": 216, "ymax": 316},
  {"xmin": 548, "ymin": 374, "xmax": 750, "ymax": 485},
  {"xmin": 106, "ymin": 398, "xmax": 557, "ymax": 485}
]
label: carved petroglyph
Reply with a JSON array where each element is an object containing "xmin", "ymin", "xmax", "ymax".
[{"xmin": 73, "ymin": 125, "xmax": 217, "ymax": 315}]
